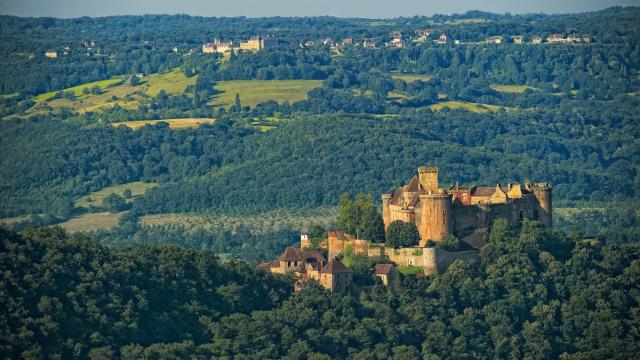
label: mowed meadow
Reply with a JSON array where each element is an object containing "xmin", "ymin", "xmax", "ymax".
[{"xmin": 208, "ymin": 79, "xmax": 323, "ymax": 108}]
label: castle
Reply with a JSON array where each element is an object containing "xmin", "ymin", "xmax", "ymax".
[{"xmin": 382, "ymin": 166, "xmax": 552, "ymax": 248}]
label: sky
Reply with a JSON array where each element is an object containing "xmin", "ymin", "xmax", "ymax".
[{"xmin": 0, "ymin": 0, "xmax": 636, "ymax": 18}]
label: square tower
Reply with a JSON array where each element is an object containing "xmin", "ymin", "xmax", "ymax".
[{"xmin": 418, "ymin": 166, "xmax": 439, "ymax": 192}]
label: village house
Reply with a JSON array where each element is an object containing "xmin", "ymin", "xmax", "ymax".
[
  {"xmin": 581, "ymin": 35, "xmax": 591, "ymax": 43},
  {"xmin": 386, "ymin": 32, "xmax": 404, "ymax": 48},
  {"xmin": 202, "ymin": 42, "xmax": 216, "ymax": 54},
  {"xmin": 257, "ymin": 247, "xmax": 353, "ymax": 293},
  {"xmin": 374, "ymin": 264, "xmax": 399, "ymax": 287},
  {"xmin": 547, "ymin": 34, "xmax": 566, "ymax": 43},
  {"xmin": 341, "ymin": 37, "xmax": 353, "ymax": 46},
  {"xmin": 486, "ymin": 36, "xmax": 502, "ymax": 44},
  {"xmin": 532, "ymin": 36, "xmax": 543, "ymax": 44},
  {"xmin": 323, "ymin": 38, "xmax": 335, "ymax": 47},
  {"xmin": 414, "ymin": 29, "xmax": 434, "ymax": 43},
  {"xmin": 512, "ymin": 36, "xmax": 524, "ymax": 44},
  {"xmin": 363, "ymin": 38, "xmax": 377, "ymax": 49},
  {"xmin": 44, "ymin": 50, "xmax": 58, "ymax": 58},
  {"xmin": 435, "ymin": 33, "xmax": 447, "ymax": 44}
]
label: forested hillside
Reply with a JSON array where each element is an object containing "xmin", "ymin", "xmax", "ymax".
[
  {"xmin": 1, "ymin": 222, "xmax": 638, "ymax": 358},
  {"xmin": 1, "ymin": 8, "xmax": 639, "ymax": 256}
]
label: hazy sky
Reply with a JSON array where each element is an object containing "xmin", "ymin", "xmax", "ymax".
[{"xmin": 0, "ymin": 0, "xmax": 636, "ymax": 18}]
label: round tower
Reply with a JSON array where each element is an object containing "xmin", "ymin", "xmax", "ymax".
[
  {"xmin": 532, "ymin": 183, "xmax": 552, "ymax": 229},
  {"xmin": 418, "ymin": 190, "xmax": 452, "ymax": 246}
]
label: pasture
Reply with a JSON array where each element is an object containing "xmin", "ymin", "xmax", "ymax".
[
  {"xmin": 429, "ymin": 100, "xmax": 513, "ymax": 113},
  {"xmin": 35, "ymin": 78, "xmax": 124, "ymax": 102},
  {"xmin": 58, "ymin": 211, "xmax": 126, "ymax": 232},
  {"xmin": 143, "ymin": 69, "xmax": 197, "ymax": 96},
  {"xmin": 490, "ymin": 84, "xmax": 539, "ymax": 93},
  {"xmin": 391, "ymin": 74, "xmax": 432, "ymax": 83},
  {"xmin": 75, "ymin": 181, "xmax": 157, "ymax": 208},
  {"xmin": 112, "ymin": 118, "xmax": 215, "ymax": 130},
  {"xmin": 208, "ymin": 80, "xmax": 322, "ymax": 108}
]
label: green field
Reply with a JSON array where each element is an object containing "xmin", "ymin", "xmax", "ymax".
[
  {"xmin": 208, "ymin": 80, "xmax": 322, "ymax": 108},
  {"xmin": 75, "ymin": 181, "xmax": 157, "ymax": 208},
  {"xmin": 113, "ymin": 118, "xmax": 215, "ymax": 130},
  {"xmin": 143, "ymin": 69, "xmax": 197, "ymax": 97},
  {"xmin": 34, "ymin": 78, "xmax": 124, "ymax": 102},
  {"xmin": 391, "ymin": 74, "xmax": 432, "ymax": 83},
  {"xmin": 58, "ymin": 211, "xmax": 126, "ymax": 232},
  {"xmin": 429, "ymin": 100, "xmax": 513, "ymax": 113},
  {"xmin": 490, "ymin": 84, "xmax": 539, "ymax": 93}
]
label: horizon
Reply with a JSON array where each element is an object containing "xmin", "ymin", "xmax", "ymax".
[{"xmin": 0, "ymin": 0, "xmax": 636, "ymax": 19}]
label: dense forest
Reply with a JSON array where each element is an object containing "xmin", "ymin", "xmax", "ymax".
[{"xmin": 1, "ymin": 222, "xmax": 638, "ymax": 358}]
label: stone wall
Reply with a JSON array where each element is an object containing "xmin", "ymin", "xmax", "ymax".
[{"xmin": 423, "ymin": 247, "xmax": 481, "ymax": 275}]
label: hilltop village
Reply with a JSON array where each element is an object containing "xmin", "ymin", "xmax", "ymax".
[
  {"xmin": 44, "ymin": 29, "xmax": 592, "ymax": 59},
  {"xmin": 259, "ymin": 166, "xmax": 552, "ymax": 292}
]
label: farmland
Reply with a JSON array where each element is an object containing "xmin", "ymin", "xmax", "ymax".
[
  {"xmin": 34, "ymin": 77, "xmax": 124, "ymax": 102},
  {"xmin": 143, "ymin": 69, "xmax": 197, "ymax": 96},
  {"xmin": 75, "ymin": 181, "xmax": 157, "ymax": 208},
  {"xmin": 391, "ymin": 74, "xmax": 432, "ymax": 83},
  {"xmin": 58, "ymin": 211, "xmax": 126, "ymax": 232},
  {"xmin": 112, "ymin": 118, "xmax": 215, "ymax": 130},
  {"xmin": 428, "ymin": 100, "xmax": 513, "ymax": 113},
  {"xmin": 208, "ymin": 80, "xmax": 322, "ymax": 108},
  {"xmin": 490, "ymin": 84, "xmax": 539, "ymax": 93}
]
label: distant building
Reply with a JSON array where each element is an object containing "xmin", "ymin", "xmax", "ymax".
[
  {"xmin": 62, "ymin": 46, "xmax": 71, "ymax": 55},
  {"xmin": 435, "ymin": 33, "xmax": 447, "ymax": 44},
  {"xmin": 239, "ymin": 35, "xmax": 278, "ymax": 52},
  {"xmin": 512, "ymin": 36, "xmax": 524, "ymax": 44},
  {"xmin": 323, "ymin": 37, "xmax": 335, "ymax": 46},
  {"xmin": 257, "ymin": 247, "xmax": 353, "ymax": 293},
  {"xmin": 386, "ymin": 32, "xmax": 404, "ymax": 48},
  {"xmin": 547, "ymin": 34, "xmax": 566, "ymax": 43},
  {"xmin": 172, "ymin": 46, "xmax": 179, "ymax": 53},
  {"xmin": 374, "ymin": 264, "xmax": 399, "ymax": 287},
  {"xmin": 203, "ymin": 39, "xmax": 233, "ymax": 54},
  {"xmin": 567, "ymin": 33, "xmax": 581, "ymax": 43},
  {"xmin": 341, "ymin": 37, "xmax": 353, "ymax": 46},
  {"xmin": 414, "ymin": 29, "xmax": 434, "ymax": 43},
  {"xmin": 363, "ymin": 38, "xmax": 377, "ymax": 48},
  {"xmin": 44, "ymin": 50, "xmax": 58, "ymax": 58},
  {"xmin": 453, "ymin": 39, "xmax": 461, "ymax": 45},
  {"xmin": 486, "ymin": 36, "xmax": 502, "ymax": 44},
  {"xmin": 532, "ymin": 36, "xmax": 543, "ymax": 44},
  {"xmin": 83, "ymin": 40, "xmax": 95, "ymax": 48},
  {"xmin": 202, "ymin": 43, "xmax": 216, "ymax": 54},
  {"xmin": 581, "ymin": 34, "xmax": 591, "ymax": 43}
]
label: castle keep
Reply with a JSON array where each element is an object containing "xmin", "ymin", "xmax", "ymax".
[{"xmin": 382, "ymin": 166, "xmax": 552, "ymax": 247}]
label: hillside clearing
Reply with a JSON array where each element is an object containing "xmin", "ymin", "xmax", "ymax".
[
  {"xmin": 58, "ymin": 211, "xmax": 126, "ymax": 232},
  {"xmin": 75, "ymin": 181, "xmax": 157, "ymax": 208},
  {"xmin": 429, "ymin": 100, "xmax": 513, "ymax": 113},
  {"xmin": 391, "ymin": 74, "xmax": 432, "ymax": 83},
  {"xmin": 112, "ymin": 118, "xmax": 215, "ymax": 130},
  {"xmin": 490, "ymin": 84, "xmax": 539, "ymax": 93},
  {"xmin": 208, "ymin": 80, "xmax": 322, "ymax": 108},
  {"xmin": 143, "ymin": 69, "xmax": 197, "ymax": 96},
  {"xmin": 35, "ymin": 78, "xmax": 124, "ymax": 102}
]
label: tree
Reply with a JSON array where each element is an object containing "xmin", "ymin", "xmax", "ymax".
[
  {"xmin": 102, "ymin": 193, "xmax": 127, "ymax": 212},
  {"xmin": 360, "ymin": 207, "xmax": 385, "ymax": 242},
  {"xmin": 234, "ymin": 93, "xmax": 241, "ymax": 112},
  {"xmin": 385, "ymin": 220, "xmax": 420, "ymax": 248},
  {"xmin": 51, "ymin": 197, "xmax": 73, "ymax": 219},
  {"xmin": 122, "ymin": 189, "xmax": 132, "ymax": 199}
]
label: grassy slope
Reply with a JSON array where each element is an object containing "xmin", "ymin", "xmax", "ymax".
[
  {"xmin": 429, "ymin": 100, "xmax": 514, "ymax": 113},
  {"xmin": 75, "ymin": 181, "xmax": 157, "ymax": 208},
  {"xmin": 490, "ymin": 84, "xmax": 539, "ymax": 93},
  {"xmin": 58, "ymin": 211, "xmax": 126, "ymax": 232},
  {"xmin": 112, "ymin": 118, "xmax": 215, "ymax": 130},
  {"xmin": 391, "ymin": 74, "xmax": 432, "ymax": 83},
  {"xmin": 34, "ymin": 78, "xmax": 124, "ymax": 102},
  {"xmin": 208, "ymin": 80, "xmax": 322, "ymax": 108}
]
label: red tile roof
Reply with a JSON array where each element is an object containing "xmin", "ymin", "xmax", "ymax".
[
  {"xmin": 374, "ymin": 263, "xmax": 395, "ymax": 275},
  {"xmin": 321, "ymin": 258, "xmax": 352, "ymax": 274}
]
